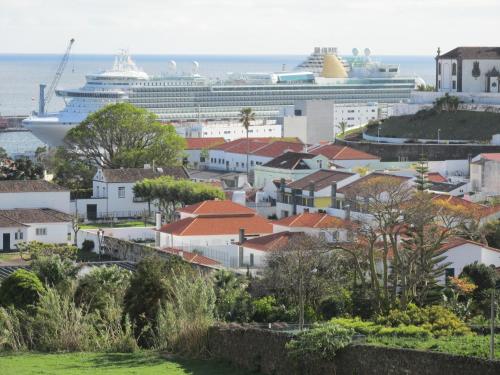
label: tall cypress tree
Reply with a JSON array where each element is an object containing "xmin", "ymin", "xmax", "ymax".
[{"xmin": 415, "ymin": 156, "xmax": 431, "ymax": 191}]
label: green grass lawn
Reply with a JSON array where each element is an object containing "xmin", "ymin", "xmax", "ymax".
[
  {"xmin": 366, "ymin": 334, "xmax": 500, "ymax": 358},
  {"xmin": 0, "ymin": 252, "xmax": 25, "ymax": 264},
  {"xmin": 0, "ymin": 352, "xmax": 259, "ymax": 375},
  {"xmin": 80, "ymin": 220, "xmax": 153, "ymax": 230},
  {"xmin": 365, "ymin": 109, "xmax": 500, "ymax": 141}
]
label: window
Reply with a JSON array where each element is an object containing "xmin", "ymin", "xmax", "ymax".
[
  {"xmin": 118, "ymin": 187, "xmax": 125, "ymax": 198},
  {"xmin": 14, "ymin": 231, "xmax": 23, "ymax": 240},
  {"xmin": 438, "ymin": 63, "xmax": 441, "ymax": 75},
  {"xmin": 452, "ymin": 80, "xmax": 456, "ymax": 90},
  {"xmin": 438, "ymin": 80, "xmax": 441, "ymax": 89},
  {"xmin": 452, "ymin": 62, "xmax": 457, "ymax": 75},
  {"xmin": 36, "ymin": 228, "xmax": 47, "ymax": 236},
  {"xmin": 445, "ymin": 268, "xmax": 455, "ymax": 280}
]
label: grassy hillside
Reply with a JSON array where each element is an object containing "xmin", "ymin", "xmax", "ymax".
[
  {"xmin": 365, "ymin": 110, "xmax": 500, "ymax": 141},
  {"xmin": 0, "ymin": 352, "xmax": 259, "ymax": 375}
]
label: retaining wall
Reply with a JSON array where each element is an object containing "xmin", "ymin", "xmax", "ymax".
[{"xmin": 208, "ymin": 325, "xmax": 500, "ymax": 375}]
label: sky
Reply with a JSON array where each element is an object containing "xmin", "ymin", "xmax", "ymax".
[{"xmin": 1, "ymin": 0, "xmax": 499, "ymax": 55}]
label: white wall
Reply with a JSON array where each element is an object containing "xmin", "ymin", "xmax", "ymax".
[
  {"xmin": 0, "ymin": 227, "xmax": 28, "ymax": 251},
  {"xmin": 25, "ymin": 222, "xmax": 72, "ymax": 245},
  {"xmin": 159, "ymin": 233, "xmax": 242, "ymax": 248},
  {"xmin": 0, "ymin": 191, "xmax": 70, "ymax": 213}
]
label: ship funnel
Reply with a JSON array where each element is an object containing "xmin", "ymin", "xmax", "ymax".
[{"xmin": 321, "ymin": 54, "xmax": 347, "ymax": 79}]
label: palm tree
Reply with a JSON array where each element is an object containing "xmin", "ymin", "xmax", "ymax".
[
  {"xmin": 239, "ymin": 108, "xmax": 255, "ymax": 178},
  {"xmin": 338, "ymin": 121, "xmax": 348, "ymax": 138}
]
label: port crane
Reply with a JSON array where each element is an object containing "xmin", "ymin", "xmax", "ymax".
[{"xmin": 39, "ymin": 38, "xmax": 75, "ymax": 115}]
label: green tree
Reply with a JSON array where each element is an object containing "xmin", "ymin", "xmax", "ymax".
[
  {"xmin": 0, "ymin": 269, "xmax": 45, "ymax": 310},
  {"xmin": 65, "ymin": 103, "xmax": 186, "ymax": 169},
  {"xmin": 123, "ymin": 255, "xmax": 190, "ymax": 346},
  {"xmin": 134, "ymin": 177, "xmax": 225, "ymax": 222},
  {"xmin": 239, "ymin": 107, "xmax": 255, "ymax": 178},
  {"xmin": 338, "ymin": 121, "xmax": 348, "ymax": 137},
  {"xmin": 0, "ymin": 158, "xmax": 44, "ymax": 180},
  {"xmin": 48, "ymin": 147, "xmax": 96, "ymax": 190},
  {"xmin": 213, "ymin": 270, "xmax": 253, "ymax": 322},
  {"xmin": 75, "ymin": 265, "xmax": 131, "ymax": 312},
  {"xmin": 414, "ymin": 156, "xmax": 431, "ymax": 191},
  {"xmin": 460, "ymin": 262, "xmax": 498, "ymax": 316},
  {"xmin": 484, "ymin": 220, "xmax": 500, "ymax": 249},
  {"xmin": 31, "ymin": 255, "xmax": 79, "ymax": 291}
]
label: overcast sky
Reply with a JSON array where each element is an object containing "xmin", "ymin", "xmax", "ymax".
[{"xmin": 1, "ymin": 0, "xmax": 498, "ymax": 55}]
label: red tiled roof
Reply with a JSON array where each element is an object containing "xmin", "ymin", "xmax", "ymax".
[
  {"xmin": 479, "ymin": 153, "xmax": 500, "ymax": 161},
  {"xmin": 159, "ymin": 215, "xmax": 273, "ymax": 236},
  {"xmin": 309, "ymin": 144, "xmax": 379, "ymax": 161},
  {"xmin": 242, "ymin": 231, "xmax": 304, "ymax": 251},
  {"xmin": 185, "ymin": 137, "xmax": 225, "ymax": 150},
  {"xmin": 427, "ymin": 172, "xmax": 447, "ymax": 183},
  {"xmin": 159, "ymin": 247, "xmax": 221, "ymax": 267},
  {"xmin": 274, "ymin": 212, "xmax": 350, "ymax": 229},
  {"xmin": 177, "ymin": 200, "xmax": 255, "ymax": 216},
  {"xmin": 211, "ymin": 138, "xmax": 304, "ymax": 158},
  {"xmin": 337, "ymin": 172, "xmax": 411, "ymax": 194},
  {"xmin": 439, "ymin": 237, "xmax": 500, "ymax": 253}
]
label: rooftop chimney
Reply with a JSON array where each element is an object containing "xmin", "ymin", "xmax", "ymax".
[
  {"xmin": 330, "ymin": 182, "xmax": 337, "ymax": 208},
  {"xmin": 239, "ymin": 228, "xmax": 245, "ymax": 244}
]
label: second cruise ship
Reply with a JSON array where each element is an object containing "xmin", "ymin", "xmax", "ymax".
[{"xmin": 23, "ymin": 47, "xmax": 423, "ymax": 145}]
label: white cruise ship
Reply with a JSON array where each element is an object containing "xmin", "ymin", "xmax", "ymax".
[{"xmin": 23, "ymin": 47, "xmax": 423, "ymax": 146}]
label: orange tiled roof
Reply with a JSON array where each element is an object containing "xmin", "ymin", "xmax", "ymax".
[
  {"xmin": 159, "ymin": 247, "xmax": 221, "ymax": 267},
  {"xmin": 439, "ymin": 237, "xmax": 500, "ymax": 253},
  {"xmin": 159, "ymin": 215, "xmax": 273, "ymax": 236},
  {"xmin": 211, "ymin": 138, "xmax": 303, "ymax": 158},
  {"xmin": 242, "ymin": 231, "xmax": 304, "ymax": 251},
  {"xmin": 427, "ymin": 172, "xmax": 447, "ymax": 183},
  {"xmin": 177, "ymin": 200, "xmax": 255, "ymax": 216},
  {"xmin": 274, "ymin": 212, "xmax": 350, "ymax": 229},
  {"xmin": 309, "ymin": 144, "xmax": 379, "ymax": 161},
  {"xmin": 185, "ymin": 137, "xmax": 225, "ymax": 150}
]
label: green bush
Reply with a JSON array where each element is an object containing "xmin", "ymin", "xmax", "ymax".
[
  {"xmin": 17, "ymin": 241, "xmax": 77, "ymax": 260},
  {"xmin": 376, "ymin": 325, "xmax": 431, "ymax": 338},
  {"xmin": 286, "ymin": 323, "xmax": 354, "ymax": 360},
  {"xmin": 330, "ymin": 317, "xmax": 382, "ymax": 335},
  {"xmin": 75, "ymin": 265, "xmax": 131, "ymax": 312},
  {"xmin": 318, "ymin": 289, "xmax": 352, "ymax": 319},
  {"xmin": 0, "ymin": 269, "xmax": 45, "ymax": 310},
  {"xmin": 376, "ymin": 304, "xmax": 471, "ymax": 337},
  {"xmin": 31, "ymin": 255, "xmax": 78, "ymax": 290}
]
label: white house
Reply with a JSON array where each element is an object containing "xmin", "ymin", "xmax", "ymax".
[
  {"xmin": 206, "ymin": 138, "xmax": 304, "ymax": 173},
  {"xmin": 437, "ymin": 238, "xmax": 500, "ymax": 282},
  {"xmin": 158, "ymin": 200, "xmax": 273, "ymax": 249},
  {"xmin": 72, "ymin": 166, "xmax": 189, "ymax": 221},
  {"xmin": 0, "ymin": 180, "xmax": 70, "ymax": 213},
  {"xmin": 470, "ymin": 153, "xmax": 500, "ymax": 198},
  {"xmin": 0, "ymin": 208, "xmax": 72, "ymax": 251},
  {"xmin": 307, "ymin": 143, "xmax": 380, "ymax": 169},
  {"xmin": 273, "ymin": 211, "xmax": 353, "ymax": 243},
  {"xmin": 183, "ymin": 137, "xmax": 225, "ymax": 169}
]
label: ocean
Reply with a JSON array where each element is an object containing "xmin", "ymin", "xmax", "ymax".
[{"xmin": 0, "ymin": 54, "xmax": 435, "ymax": 116}]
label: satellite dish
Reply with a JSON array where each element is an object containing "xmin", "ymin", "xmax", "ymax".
[
  {"xmin": 168, "ymin": 60, "xmax": 177, "ymax": 72},
  {"xmin": 364, "ymin": 48, "xmax": 371, "ymax": 57},
  {"xmin": 352, "ymin": 48, "xmax": 359, "ymax": 56},
  {"xmin": 192, "ymin": 61, "xmax": 199, "ymax": 74}
]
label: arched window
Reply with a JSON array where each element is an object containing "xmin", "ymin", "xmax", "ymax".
[
  {"xmin": 452, "ymin": 63, "xmax": 457, "ymax": 75},
  {"xmin": 438, "ymin": 63, "xmax": 442, "ymax": 75}
]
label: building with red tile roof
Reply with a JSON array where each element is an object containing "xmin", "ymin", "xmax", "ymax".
[
  {"xmin": 177, "ymin": 200, "xmax": 255, "ymax": 219},
  {"xmin": 206, "ymin": 137, "xmax": 304, "ymax": 173},
  {"xmin": 159, "ymin": 247, "xmax": 222, "ymax": 268},
  {"xmin": 273, "ymin": 212, "xmax": 353, "ymax": 242},
  {"xmin": 427, "ymin": 172, "xmax": 447, "ymax": 183},
  {"xmin": 159, "ymin": 200, "xmax": 273, "ymax": 249},
  {"xmin": 308, "ymin": 143, "xmax": 380, "ymax": 168}
]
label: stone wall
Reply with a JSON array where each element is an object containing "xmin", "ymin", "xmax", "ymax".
[
  {"xmin": 208, "ymin": 325, "xmax": 500, "ymax": 375},
  {"xmin": 336, "ymin": 139, "xmax": 500, "ymax": 162}
]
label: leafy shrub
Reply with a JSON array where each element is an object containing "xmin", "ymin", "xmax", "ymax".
[
  {"xmin": 17, "ymin": 241, "xmax": 77, "ymax": 260},
  {"xmin": 286, "ymin": 323, "xmax": 354, "ymax": 360},
  {"xmin": 213, "ymin": 270, "xmax": 253, "ymax": 322},
  {"xmin": 376, "ymin": 304, "xmax": 471, "ymax": 336},
  {"xmin": 376, "ymin": 325, "xmax": 431, "ymax": 338},
  {"xmin": 152, "ymin": 271, "xmax": 215, "ymax": 357},
  {"xmin": 251, "ymin": 296, "xmax": 291, "ymax": 323},
  {"xmin": 318, "ymin": 289, "xmax": 352, "ymax": 319},
  {"xmin": 0, "ymin": 269, "xmax": 45, "ymax": 310},
  {"xmin": 31, "ymin": 255, "xmax": 79, "ymax": 290},
  {"xmin": 81, "ymin": 240, "xmax": 95, "ymax": 252},
  {"xmin": 0, "ymin": 306, "xmax": 31, "ymax": 351},
  {"xmin": 75, "ymin": 265, "xmax": 131, "ymax": 312},
  {"xmin": 331, "ymin": 317, "xmax": 382, "ymax": 335}
]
